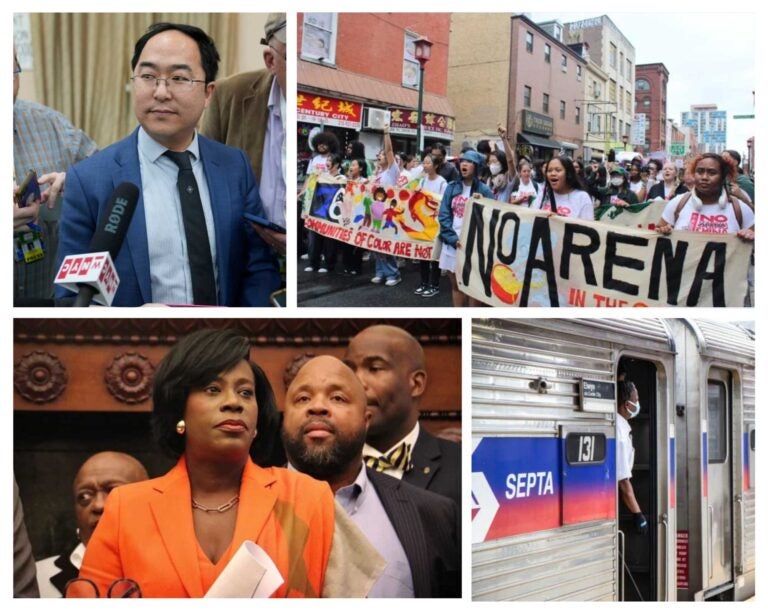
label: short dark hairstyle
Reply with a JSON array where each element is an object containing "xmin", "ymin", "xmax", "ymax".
[
  {"xmin": 328, "ymin": 153, "xmax": 343, "ymax": 170},
  {"xmin": 131, "ymin": 22, "xmax": 220, "ymax": 84},
  {"xmin": 476, "ymin": 140, "xmax": 492, "ymax": 155},
  {"xmin": 430, "ymin": 142, "xmax": 447, "ymax": 155},
  {"xmin": 648, "ymin": 159, "xmax": 662, "ymax": 172},
  {"xmin": 310, "ymin": 131, "xmax": 341, "ymax": 155},
  {"xmin": 151, "ymin": 329, "xmax": 285, "ymax": 467},
  {"xmin": 618, "ymin": 381, "xmax": 637, "ymax": 408}
]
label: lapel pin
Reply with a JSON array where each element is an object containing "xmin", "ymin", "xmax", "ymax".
[{"xmin": 423, "ymin": 467, "xmax": 431, "ymax": 475}]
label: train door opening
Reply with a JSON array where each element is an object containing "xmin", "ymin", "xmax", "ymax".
[
  {"xmin": 704, "ymin": 369, "xmax": 734, "ymax": 600},
  {"xmin": 618, "ymin": 357, "xmax": 657, "ymax": 601}
]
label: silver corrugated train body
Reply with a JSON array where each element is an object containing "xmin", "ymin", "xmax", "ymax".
[{"xmin": 472, "ymin": 319, "xmax": 754, "ymax": 602}]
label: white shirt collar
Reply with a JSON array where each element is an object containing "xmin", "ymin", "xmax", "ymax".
[{"xmin": 138, "ymin": 126, "xmax": 201, "ymax": 163}]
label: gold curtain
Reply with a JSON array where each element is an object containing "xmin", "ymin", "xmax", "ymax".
[{"xmin": 30, "ymin": 13, "xmax": 238, "ymax": 148}]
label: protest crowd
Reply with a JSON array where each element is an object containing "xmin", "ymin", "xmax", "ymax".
[{"xmin": 299, "ymin": 125, "xmax": 755, "ymax": 307}]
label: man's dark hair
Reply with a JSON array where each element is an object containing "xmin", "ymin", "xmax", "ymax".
[
  {"xmin": 151, "ymin": 328, "xmax": 285, "ymax": 467},
  {"xmin": 618, "ymin": 380, "xmax": 636, "ymax": 408},
  {"xmin": 131, "ymin": 23, "xmax": 220, "ymax": 84},
  {"xmin": 430, "ymin": 142, "xmax": 447, "ymax": 155},
  {"xmin": 476, "ymin": 139, "xmax": 491, "ymax": 155}
]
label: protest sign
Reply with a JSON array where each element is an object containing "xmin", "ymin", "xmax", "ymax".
[
  {"xmin": 304, "ymin": 178, "xmax": 442, "ymax": 261},
  {"xmin": 457, "ymin": 197, "xmax": 751, "ymax": 307}
]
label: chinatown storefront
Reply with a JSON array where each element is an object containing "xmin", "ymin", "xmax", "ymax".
[
  {"xmin": 515, "ymin": 110, "xmax": 578, "ymax": 162},
  {"xmin": 297, "ymin": 91, "xmax": 363, "ymax": 180},
  {"xmin": 298, "ymin": 89, "xmax": 455, "ymax": 174}
]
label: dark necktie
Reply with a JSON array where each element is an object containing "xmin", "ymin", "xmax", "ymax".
[
  {"xmin": 163, "ymin": 150, "xmax": 217, "ymax": 305},
  {"xmin": 364, "ymin": 442, "xmax": 413, "ymax": 473}
]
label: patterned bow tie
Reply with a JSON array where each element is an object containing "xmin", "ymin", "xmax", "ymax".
[{"xmin": 365, "ymin": 442, "xmax": 413, "ymax": 473}]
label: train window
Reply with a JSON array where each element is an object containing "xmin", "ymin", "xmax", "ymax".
[
  {"xmin": 707, "ymin": 381, "xmax": 727, "ymax": 463},
  {"xmin": 750, "ymin": 429, "xmax": 755, "ymax": 451},
  {"xmin": 565, "ymin": 432, "xmax": 607, "ymax": 465}
]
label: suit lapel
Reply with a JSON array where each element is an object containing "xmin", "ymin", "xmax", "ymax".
[
  {"xmin": 49, "ymin": 549, "xmax": 80, "ymax": 596},
  {"xmin": 368, "ymin": 470, "xmax": 431, "ymax": 598},
  {"xmin": 113, "ymin": 130, "xmax": 151, "ymax": 303},
  {"xmin": 230, "ymin": 460, "xmax": 278, "ymax": 552},
  {"xmin": 404, "ymin": 429, "xmax": 440, "ymax": 491},
  {"xmin": 148, "ymin": 458, "xmax": 204, "ymax": 597},
  {"xmin": 199, "ymin": 135, "xmax": 230, "ymax": 305}
]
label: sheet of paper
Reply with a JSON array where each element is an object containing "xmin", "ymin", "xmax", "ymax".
[{"xmin": 204, "ymin": 541, "xmax": 284, "ymax": 598}]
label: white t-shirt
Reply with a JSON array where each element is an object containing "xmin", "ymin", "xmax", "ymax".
[
  {"xmin": 662, "ymin": 194, "xmax": 754, "ymax": 234},
  {"xmin": 511, "ymin": 179, "xmax": 538, "ymax": 205},
  {"xmin": 616, "ymin": 414, "xmax": 634, "ymax": 481},
  {"xmin": 306, "ymin": 153, "xmax": 328, "ymax": 176},
  {"xmin": 531, "ymin": 188, "xmax": 594, "ymax": 220},
  {"xmin": 629, "ymin": 179, "xmax": 645, "ymax": 195},
  {"xmin": 375, "ymin": 163, "xmax": 400, "ymax": 188},
  {"xmin": 419, "ymin": 174, "xmax": 448, "ymax": 197}
]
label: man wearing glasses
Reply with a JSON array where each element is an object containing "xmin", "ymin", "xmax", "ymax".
[
  {"xmin": 13, "ymin": 50, "xmax": 97, "ymax": 306},
  {"xmin": 56, "ymin": 23, "xmax": 281, "ymax": 306},
  {"xmin": 203, "ymin": 13, "xmax": 287, "ymax": 255}
]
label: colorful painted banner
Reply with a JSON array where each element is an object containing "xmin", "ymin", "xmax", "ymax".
[
  {"xmin": 297, "ymin": 92, "xmax": 363, "ymax": 129},
  {"xmin": 456, "ymin": 197, "xmax": 752, "ymax": 307},
  {"xmin": 595, "ymin": 199, "xmax": 668, "ymax": 230},
  {"xmin": 304, "ymin": 178, "xmax": 441, "ymax": 260}
]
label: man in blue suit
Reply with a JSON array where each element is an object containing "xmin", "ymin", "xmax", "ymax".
[{"xmin": 56, "ymin": 23, "xmax": 281, "ymax": 306}]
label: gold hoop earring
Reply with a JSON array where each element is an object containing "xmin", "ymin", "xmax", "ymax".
[{"xmin": 176, "ymin": 420, "xmax": 186, "ymax": 435}]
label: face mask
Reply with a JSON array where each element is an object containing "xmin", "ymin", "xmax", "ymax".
[
  {"xmin": 627, "ymin": 400, "xmax": 641, "ymax": 418},
  {"xmin": 611, "ymin": 177, "xmax": 624, "ymax": 187},
  {"xmin": 489, "ymin": 163, "xmax": 502, "ymax": 176}
]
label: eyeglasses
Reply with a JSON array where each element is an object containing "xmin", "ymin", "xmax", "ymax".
[
  {"xmin": 130, "ymin": 74, "xmax": 206, "ymax": 92},
  {"xmin": 64, "ymin": 577, "xmax": 141, "ymax": 598}
]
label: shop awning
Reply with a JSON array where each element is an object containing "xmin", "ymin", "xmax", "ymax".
[
  {"xmin": 518, "ymin": 132, "xmax": 563, "ymax": 149},
  {"xmin": 299, "ymin": 60, "xmax": 453, "ymax": 117},
  {"xmin": 559, "ymin": 141, "xmax": 579, "ymax": 150}
]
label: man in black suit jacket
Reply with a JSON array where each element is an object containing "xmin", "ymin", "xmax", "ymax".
[
  {"xmin": 35, "ymin": 452, "xmax": 147, "ymax": 597},
  {"xmin": 344, "ymin": 324, "xmax": 461, "ymax": 505},
  {"xmin": 282, "ymin": 356, "xmax": 460, "ymax": 598}
]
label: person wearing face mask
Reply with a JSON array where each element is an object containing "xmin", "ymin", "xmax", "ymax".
[
  {"xmin": 617, "ymin": 381, "xmax": 648, "ymax": 536},
  {"xmin": 601, "ymin": 166, "xmax": 638, "ymax": 207}
]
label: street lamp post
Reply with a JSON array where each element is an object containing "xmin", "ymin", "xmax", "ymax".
[{"xmin": 413, "ymin": 36, "xmax": 433, "ymax": 154}]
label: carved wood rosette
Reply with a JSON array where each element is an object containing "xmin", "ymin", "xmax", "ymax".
[
  {"xmin": 14, "ymin": 351, "xmax": 68, "ymax": 404},
  {"xmin": 104, "ymin": 353, "xmax": 154, "ymax": 404}
]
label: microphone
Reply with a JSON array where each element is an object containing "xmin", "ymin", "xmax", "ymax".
[{"xmin": 55, "ymin": 182, "xmax": 139, "ymax": 307}]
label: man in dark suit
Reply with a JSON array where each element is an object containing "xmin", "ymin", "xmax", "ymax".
[
  {"xmin": 56, "ymin": 23, "xmax": 281, "ymax": 306},
  {"xmin": 344, "ymin": 324, "xmax": 461, "ymax": 505},
  {"xmin": 282, "ymin": 356, "xmax": 460, "ymax": 598},
  {"xmin": 35, "ymin": 452, "xmax": 147, "ymax": 597}
]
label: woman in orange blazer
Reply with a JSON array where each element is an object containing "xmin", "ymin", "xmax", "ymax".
[{"xmin": 76, "ymin": 329, "xmax": 338, "ymax": 597}]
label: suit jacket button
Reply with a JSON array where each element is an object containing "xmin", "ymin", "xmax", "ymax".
[{"xmin": 423, "ymin": 467, "xmax": 431, "ymax": 474}]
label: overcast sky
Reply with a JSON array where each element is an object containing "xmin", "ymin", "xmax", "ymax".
[{"xmin": 529, "ymin": 12, "xmax": 755, "ymax": 154}]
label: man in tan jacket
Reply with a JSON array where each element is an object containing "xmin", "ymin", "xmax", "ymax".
[{"xmin": 202, "ymin": 13, "xmax": 286, "ymax": 254}]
